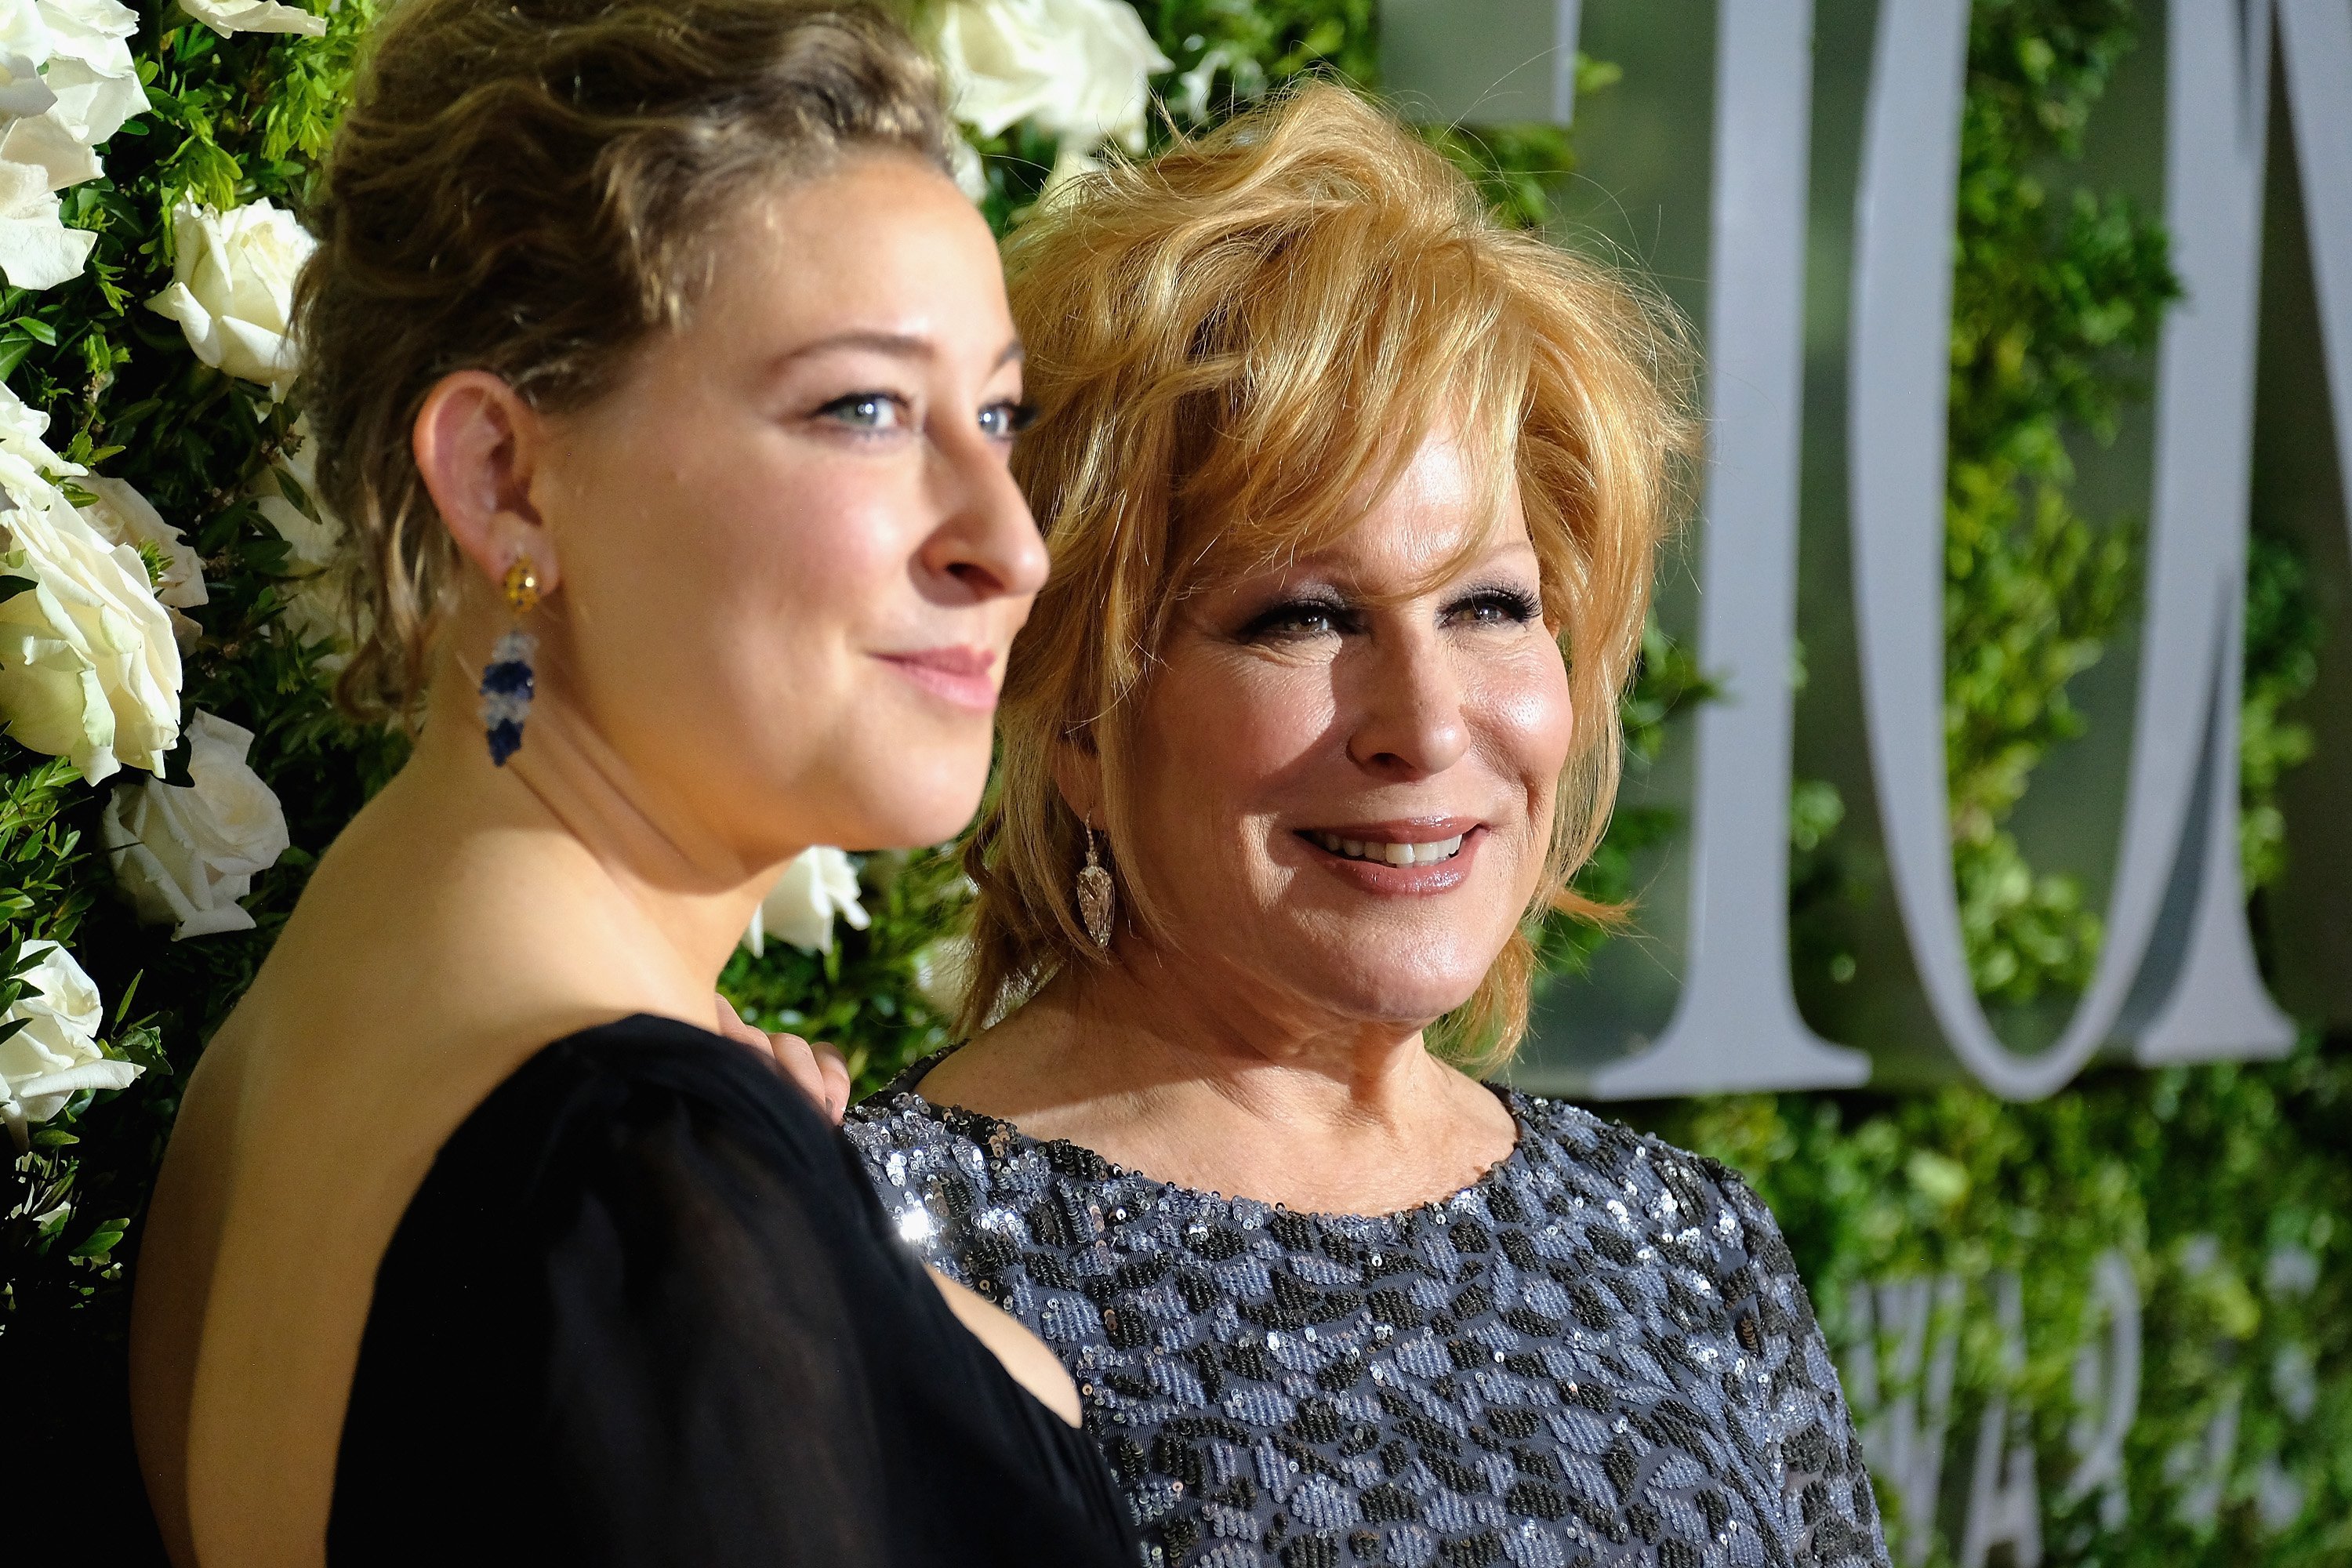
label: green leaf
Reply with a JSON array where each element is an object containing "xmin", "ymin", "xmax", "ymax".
[{"xmin": 67, "ymin": 1220, "xmax": 127, "ymax": 1261}]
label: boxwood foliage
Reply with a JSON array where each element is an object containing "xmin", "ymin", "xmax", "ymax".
[
  {"xmin": 1678, "ymin": 4, "xmax": 2347, "ymax": 1564},
  {"xmin": 0, "ymin": 5, "xmax": 2338, "ymax": 1568}
]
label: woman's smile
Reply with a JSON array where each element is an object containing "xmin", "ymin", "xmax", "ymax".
[{"xmin": 1294, "ymin": 816, "xmax": 1488, "ymax": 893}]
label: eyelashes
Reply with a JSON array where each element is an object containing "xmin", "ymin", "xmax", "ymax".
[
  {"xmin": 1233, "ymin": 584, "xmax": 1544, "ymax": 644},
  {"xmin": 811, "ymin": 392, "xmax": 1038, "ymax": 439},
  {"xmin": 1236, "ymin": 595, "xmax": 1359, "ymax": 642},
  {"xmin": 981, "ymin": 399, "xmax": 1040, "ymax": 440},
  {"xmin": 815, "ymin": 390, "xmax": 909, "ymax": 431},
  {"xmin": 1451, "ymin": 586, "xmax": 1541, "ymax": 626}
]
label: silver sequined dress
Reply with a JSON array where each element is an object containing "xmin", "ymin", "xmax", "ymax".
[{"xmin": 846, "ymin": 1069, "xmax": 1889, "ymax": 1568}]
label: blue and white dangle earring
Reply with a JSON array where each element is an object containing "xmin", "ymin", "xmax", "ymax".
[{"xmin": 479, "ymin": 556, "xmax": 539, "ymax": 766}]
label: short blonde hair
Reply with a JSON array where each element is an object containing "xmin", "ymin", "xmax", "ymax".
[{"xmin": 959, "ymin": 82, "xmax": 1695, "ymax": 1066}]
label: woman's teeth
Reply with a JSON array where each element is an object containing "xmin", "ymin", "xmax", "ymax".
[{"xmin": 1308, "ymin": 831, "xmax": 1467, "ymax": 866}]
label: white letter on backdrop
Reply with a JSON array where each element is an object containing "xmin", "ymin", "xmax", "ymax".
[
  {"xmin": 1846, "ymin": 1275, "xmax": 1965, "ymax": 1567},
  {"xmin": 2275, "ymin": 0, "xmax": 2352, "ymax": 749},
  {"xmin": 1849, "ymin": 0, "xmax": 2292, "ymax": 1100},
  {"xmin": 1590, "ymin": 0, "xmax": 1869, "ymax": 1097},
  {"xmin": 2124, "ymin": 0, "xmax": 2296, "ymax": 1062},
  {"xmin": 2062, "ymin": 1250, "xmax": 2143, "ymax": 1531}
]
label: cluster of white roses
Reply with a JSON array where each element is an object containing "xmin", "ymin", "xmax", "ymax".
[
  {"xmin": 0, "ymin": 383, "xmax": 181, "ymax": 784},
  {"xmin": 0, "ymin": 374, "xmax": 296, "ymax": 1140},
  {"xmin": 931, "ymin": 0, "xmax": 1171, "ymax": 191},
  {"xmin": 0, "ymin": 5, "xmax": 339, "ymax": 1141},
  {"xmin": 0, "ymin": 0, "xmax": 144, "ymax": 289},
  {"xmin": 147, "ymin": 194, "xmax": 354, "ymax": 651}
]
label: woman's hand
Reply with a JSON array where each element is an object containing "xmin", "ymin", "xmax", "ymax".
[{"xmin": 713, "ymin": 994, "xmax": 851, "ymax": 1123}]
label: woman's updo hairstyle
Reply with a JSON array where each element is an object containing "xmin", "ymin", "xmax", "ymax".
[{"xmin": 299, "ymin": 0, "xmax": 956, "ymax": 716}]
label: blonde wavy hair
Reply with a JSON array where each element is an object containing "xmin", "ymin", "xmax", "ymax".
[{"xmin": 958, "ymin": 82, "xmax": 1696, "ymax": 1067}]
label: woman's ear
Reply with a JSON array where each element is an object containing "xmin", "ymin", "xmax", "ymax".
[
  {"xmin": 1051, "ymin": 740, "xmax": 1105, "ymax": 829},
  {"xmin": 412, "ymin": 370, "xmax": 563, "ymax": 595}
]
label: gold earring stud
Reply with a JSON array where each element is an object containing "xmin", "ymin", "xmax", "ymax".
[{"xmin": 502, "ymin": 557, "xmax": 540, "ymax": 616}]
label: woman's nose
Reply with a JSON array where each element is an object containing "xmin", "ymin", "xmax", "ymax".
[
  {"xmin": 1345, "ymin": 633, "xmax": 1471, "ymax": 777},
  {"xmin": 920, "ymin": 441, "xmax": 1050, "ymax": 603}
]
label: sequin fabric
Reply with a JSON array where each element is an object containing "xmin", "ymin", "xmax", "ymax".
[{"xmin": 846, "ymin": 1075, "xmax": 1888, "ymax": 1568}]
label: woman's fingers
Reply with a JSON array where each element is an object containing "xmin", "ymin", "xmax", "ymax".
[
  {"xmin": 713, "ymin": 995, "xmax": 771, "ymax": 1051},
  {"xmin": 812, "ymin": 1039, "xmax": 851, "ymax": 1123},
  {"xmin": 710, "ymin": 993, "xmax": 847, "ymax": 1123},
  {"xmin": 768, "ymin": 1031, "xmax": 848, "ymax": 1124}
]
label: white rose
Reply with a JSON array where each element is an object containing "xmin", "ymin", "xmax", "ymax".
[
  {"xmin": 948, "ymin": 135, "xmax": 987, "ymax": 202},
  {"xmin": 0, "ymin": 147, "xmax": 84, "ymax": 287},
  {"xmin": 180, "ymin": 0, "xmax": 325, "ymax": 38},
  {"xmin": 17, "ymin": 0, "xmax": 144, "ymax": 149},
  {"xmin": 0, "ymin": 938, "xmax": 137, "ymax": 1146},
  {"xmin": 0, "ymin": 386, "xmax": 180, "ymax": 782},
  {"xmin": 0, "ymin": 368, "xmax": 69, "ymax": 482},
  {"xmin": 80, "ymin": 474, "xmax": 205, "ymax": 613},
  {"xmin": 743, "ymin": 846, "xmax": 871, "ymax": 956},
  {"xmin": 249, "ymin": 415, "xmax": 362, "ymax": 656},
  {"xmin": 935, "ymin": 0, "xmax": 1171, "ymax": 153},
  {"xmin": 0, "ymin": 2, "xmax": 145, "ymax": 290},
  {"xmin": 146, "ymin": 198, "xmax": 315, "ymax": 394},
  {"xmin": 254, "ymin": 413, "xmax": 339, "ymax": 571},
  {"xmin": 103, "ymin": 710, "xmax": 289, "ymax": 938},
  {"xmin": 910, "ymin": 933, "xmax": 972, "ymax": 1015}
]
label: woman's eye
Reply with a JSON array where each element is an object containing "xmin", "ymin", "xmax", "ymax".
[
  {"xmin": 1239, "ymin": 599, "xmax": 1356, "ymax": 641},
  {"xmin": 978, "ymin": 399, "xmax": 1039, "ymax": 441},
  {"xmin": 1449, "ymin": 588, "xmax": 1542, "ymax": 628},
  {"xmin": 817, "ymin": 392, "xmax": 910, "ymax": 431}
]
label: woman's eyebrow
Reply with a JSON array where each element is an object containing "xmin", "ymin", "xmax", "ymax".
[{"xmin": 771, "ymin": 331, "xmax": 1024, "ymax": 368}]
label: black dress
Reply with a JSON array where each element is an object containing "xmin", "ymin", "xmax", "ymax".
[{"xmin": 330, "ymin": 1014, "xmax": 1138, "ymax": 1567}]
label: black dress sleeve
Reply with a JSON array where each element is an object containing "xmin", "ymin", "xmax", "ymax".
[{"xmin": 330, "ymin": 1015, "xmax": 1137, "ymax": 1568}]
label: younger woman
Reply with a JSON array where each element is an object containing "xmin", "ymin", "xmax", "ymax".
[{"xmin": 129, "ymin": 5, "xmax": 1135, "ymax": 1564}]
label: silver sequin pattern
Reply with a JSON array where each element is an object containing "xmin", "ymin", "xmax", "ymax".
[{"xmin": 847, "ymin": 1079, "xmax": 1889, "ymax": 1568}]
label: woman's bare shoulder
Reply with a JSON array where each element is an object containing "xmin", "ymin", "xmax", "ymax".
[{"xmin": 136, "ymin": 938, "xmax": 640, "ymax": 1566}]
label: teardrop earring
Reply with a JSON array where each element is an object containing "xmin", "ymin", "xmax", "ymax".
[
  {"xmin": 1076, "ymin": 821, "xmax": 1116, "ymax": 951},
  {"xmin": 479, "ymin": 557, "xmax": 539, "ymax": 767}
]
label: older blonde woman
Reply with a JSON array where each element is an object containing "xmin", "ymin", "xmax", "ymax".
[{"xmin": 846, "ymin": 85, "xmax": 1888, "ymax": 1568}]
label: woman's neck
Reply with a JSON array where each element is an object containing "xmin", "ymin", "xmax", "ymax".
[
  {"xmin": 920, "ymin": 951, "xmax": 1519, "ymax": 1215},
  {"xmin": 422, "ymin": 647, "xmax": 778, "ymax": 980},
  {"xmin": 245, "ymin": 650, "xmax": 789, "ymax": 1057}
]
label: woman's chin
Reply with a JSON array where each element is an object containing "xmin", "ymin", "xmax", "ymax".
[
  {"xmin": 805, "ymin": 750, "xmax": 992, "ymax": 851},
  {"xmin": 1255, "ymin": 956, "xmax": 1489, "ymax": 1036},
  {"xmin": 844, "ymin": 794, "xmax": 989, "ymax": 856}
]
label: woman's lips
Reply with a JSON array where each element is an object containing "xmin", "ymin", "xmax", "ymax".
[
  {"xmin": 877, "ymin": 645, "xmax": 998, "ymax": 711},
  {"xmin": 1294, "ymin": 820, "xmax": 1486, "ymax": 893}
]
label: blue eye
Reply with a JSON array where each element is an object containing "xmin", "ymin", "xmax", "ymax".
[
  {"xmin": 978, "ymin": 399, "xmax": 1039, "ymax": 440},
  {"xmin": 818, "ymin": 392, "xmax": 909, "ymax": 430}
]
